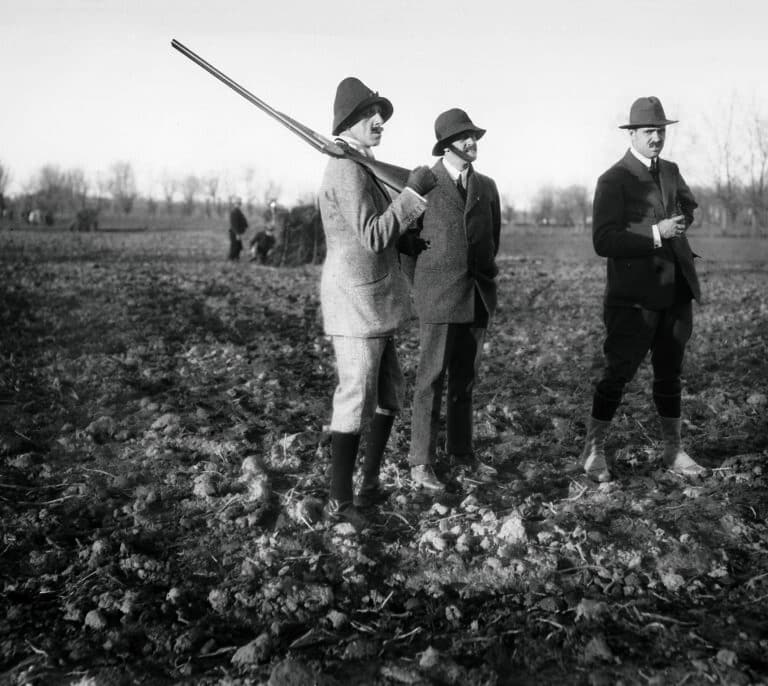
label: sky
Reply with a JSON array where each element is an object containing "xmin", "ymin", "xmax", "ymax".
[{"xmin": 2, "ymin": 0, "xmax": 767, "ymax": 208}]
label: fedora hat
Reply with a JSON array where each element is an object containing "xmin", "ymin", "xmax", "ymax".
[
  {"xmin": 332, "ymin": 77, "xmax": 393, "ymax": 136},
  {"xmin": 619, "ymin": 96, "xmax": 678, "ymax": 129},
  {"xmin": 432, "ymin": 108, "xmax": 486, "ymax": 156}
]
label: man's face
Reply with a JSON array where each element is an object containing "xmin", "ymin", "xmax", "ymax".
[
  {"xmin": 446, "ymin": 132, "xmax": 479, "ymax": 165},
  {"xmin": 629, "ymin": 126, "xmax": 666, "ymax": 159},
  {"xmin": 346, "ymin": 104, "xmax": 385, "ymax": 148}
]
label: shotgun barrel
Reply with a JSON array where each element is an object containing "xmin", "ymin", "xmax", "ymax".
[{"xmin": 170, "ymin": 39, "xmax": 410, "ymax": 192}]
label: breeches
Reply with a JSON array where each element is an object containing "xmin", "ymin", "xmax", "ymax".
[
  {"xmin": 329, "ymin": 335, "xmax": 403, "ymax": 433},
  {"xmin": 593, "ymin": 300, "xmax": 693, "ymax": 420}
]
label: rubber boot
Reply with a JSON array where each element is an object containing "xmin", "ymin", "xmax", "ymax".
[
  {"xmin": 581, "ymin": 417, "xmax": 612, "ymax": 482},
  {"xmin": 660, "ymin": 417, "xmax": 707, "ymax": 477},
  {"xmin": 355, "ymin": 413, "xmax": 394, "ymax": 508},
  {"xmin": 326, "ymin": 432, "xmax": 370, "ymax": 531}
]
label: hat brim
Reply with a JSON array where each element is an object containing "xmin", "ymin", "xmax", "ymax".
[
  {"xmin": 332, "ymin": 95, "xmax": 393, "ymax": 136},
  {"xmin": 619, "ymin": 118, "xmax": 678, "ymax": 129},
  {"xmin": 431, "ymin": 126, "xmax": 486, "ymax": 156}
]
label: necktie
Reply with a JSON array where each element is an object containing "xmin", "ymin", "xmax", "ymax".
[
  {"xmin": 457, "ymin": 173, "xmax": 467, "ymax": 200},
  {"xmin": 649, "ymin": 157, "xmax": 661, "ymax": 189}
]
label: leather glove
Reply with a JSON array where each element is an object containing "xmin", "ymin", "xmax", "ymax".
[
  {"xmin": 406, "ymin": 166, "xmax": 438, "ymax": 196},
  {"xmin": 397, "ymin": 229, "xmax": 430, "ymax": 257}
]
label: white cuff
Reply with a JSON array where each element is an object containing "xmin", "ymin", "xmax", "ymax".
[
  {"xmin": 652, "ymin": 223, "xmax": 662, "ymax": 248},
  {"xmin": 403, "ymin": 186, "xmax": 426, "ymax": 202}
]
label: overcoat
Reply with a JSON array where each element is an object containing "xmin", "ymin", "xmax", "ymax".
[
  {"xmin": 410, "ymin": 160, "xmax": 501, "ymax": 323},
  {"xmin": 593, "ymin": 150, "xmax": 701, "ymax": 309},
  {"xmin": 318, "ymin": 157, "xmax": 426, "ymax": 337}
]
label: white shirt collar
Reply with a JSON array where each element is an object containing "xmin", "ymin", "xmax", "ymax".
[
  {"xmin": 337, "ymin": 134, "xmax": 374, "ymax": 159},
  {"xmin": 629, "ymin": 145, "xmax": 654, "ymax": 169},
  {"xmin": 442, "ymin": 157, "xmax": 468, "ymax": 183}
]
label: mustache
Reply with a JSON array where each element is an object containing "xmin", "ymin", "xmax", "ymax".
[{"xmin": 371, "ymin": 124, "xmax": 384, "ymax": 133}]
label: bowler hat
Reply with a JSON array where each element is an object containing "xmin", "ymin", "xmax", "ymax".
[
  {"xmin": 432, "ymin": 108, "xmax": 486, "ymax": 156},
  {"xmin": 619, "ymin": 96, "xmax": 678, "ymax": 129},
  {"xmin": 332, "ymin": 77, "xmax": 393, "ymax": 136}
]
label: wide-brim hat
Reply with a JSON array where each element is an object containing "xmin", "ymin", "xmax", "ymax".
[
  {"xmin": 332, "ymin": 77, "xmax": 393, "ymax": 136},
  {"xmin": 619, "ymin": 96, "xmax": 678, "ymax": 129},
  {"xmin": 432, "ymin": 108, "xmax": 486, "ymax": 156}
]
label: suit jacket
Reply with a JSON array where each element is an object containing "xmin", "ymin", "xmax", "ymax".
[
  {"xmin": 318, "ymin": 156, "xmax": 426, "ymax": 337},
  {"xmin": 229, "ymin": 207, "xmax": 248, "ymax": 234},
  {"xmin": 410, "ymin": 160, "xmax": 501, "ymax": 323},
  {"xmin": 593, "ymin": 149, "xmax": 701, "ymax": 309}
]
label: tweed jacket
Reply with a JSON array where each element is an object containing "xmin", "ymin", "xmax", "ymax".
[
  {"xmin": 410, "ymin": 159, "xmax": 501, "ymax": 323},
  {"xmin": 593, "ymin": 150, "xmax": 701, "ymax": 309},
  {"xmin": 319, "ymin": 156, "xmax": 426, "ymax": 337}
]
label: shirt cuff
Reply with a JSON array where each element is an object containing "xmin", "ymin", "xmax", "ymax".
[
  {"xmin": 652, "ymin": 223, "xmax": 662, "ymax": 248},
  {"xmin": 402, "ymin": 186, "xmax": 427, "ymax": 202}
]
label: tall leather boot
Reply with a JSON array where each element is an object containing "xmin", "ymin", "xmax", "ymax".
[
  {"xmin": 660, "ymin": 417, "xmax": 707, "ymax": 477},
  {"xmin": 581, "ymin": 417, "xmax": 612, "ymax": 482},
  {"xmin": 355, "ymin": 413, "xmax": 394, "ymax": 508},
  {"xmin": 326, "ymin": 432, "xmax": 369, "ymax": 531}
]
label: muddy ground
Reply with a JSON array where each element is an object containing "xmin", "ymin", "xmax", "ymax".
[{"xmin": 1, "ymin": 229, "xmax": 767, "ymax": 685}]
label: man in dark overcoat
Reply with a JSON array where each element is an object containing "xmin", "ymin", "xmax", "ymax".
[
  {"xmin": 581, "ymin": 96, "xmax": 706, "ymax": 481},
  {"xmin": 228, "ymin": 199, "xmax": 248, "ymax": 260},
  {"xmin": 407, "ymin": 108, "xmax": 501, "ymax": 491},
  {"xmin": 318, "ymin": 77, "xmax": 437, "ymax": 529}
]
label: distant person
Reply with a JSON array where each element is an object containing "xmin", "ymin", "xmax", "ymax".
[
  {"xmin": 228, "ymin": 200, "xmax": 248, "ymax": 260},
  {"xmin": 318, "ymin": 76, "xmax": 436, "ymax": 530},
  {"xmin": 406, "ymin": 109, "xmax": 501, "ymax": 492},
  {"xmin": 581, "ymin": 96, "xmax": 706, "ymax": 481},
  {"xmin": 249, "ymin": 227, "xmax": 276, "ymax": 263}
]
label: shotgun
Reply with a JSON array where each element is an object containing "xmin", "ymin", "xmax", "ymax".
[{"xmin": 170, "ymin": 39, "xmax": 410, "ymax": 193}]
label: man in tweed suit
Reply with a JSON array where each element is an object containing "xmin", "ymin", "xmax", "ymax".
[
  {"xmin": 581, "ymin": 96, "xmax": 706, "ymax": 481},
  {"xmin": 318, "ymin": 77, "xmax": 437, "ymax": 529},
  {"xmin": 408, "ymin": 108, "xmax": 501, "ymax": 491}
]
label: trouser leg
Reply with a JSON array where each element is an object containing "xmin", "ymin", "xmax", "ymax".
[
  {"xmin": 592, "ymin": 306, "xmax": 656, "ymax": 420},
  {"xmin": 445, "ymin": 323, "xmax": 486, "ymax": 457},
  {"xmin": 410, "ymin": 323, "xmax": 450, "ymax": 466},
  {"xmin": 650, "ymin": 300, "xmax": 692, "ymax": 419}
]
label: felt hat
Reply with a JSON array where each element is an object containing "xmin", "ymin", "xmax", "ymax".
[
  {"xmin": 619, "ymin": 96, "xmax": 678, "ymax": 129},
  {"xmin": 432, "ymin": 108, "xmax": 486, "ymax": 156},
  {"xmin": 332, "ymin": 77, "xmax": 393, "ymax": 136}
]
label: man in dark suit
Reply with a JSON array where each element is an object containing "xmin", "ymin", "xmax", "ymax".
[
  {"xmin": 228, "ymin": 199, "xmax": 248, "ymax": 260},
  {"xmin": 408, "ymin": 108, "xmax": 501, "ymax": 491},
  {"xmin": 582, "ymin": 96, "xmax": 706, "ymax": 481}
]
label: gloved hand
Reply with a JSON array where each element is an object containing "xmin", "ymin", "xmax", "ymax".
[
  {"xmin": 406, "ymin": 166, "xmax": 438, "ymax": 196},
  {"xmin": 397, "ymin": 229, "xmax": 430, "ymax": 257}
]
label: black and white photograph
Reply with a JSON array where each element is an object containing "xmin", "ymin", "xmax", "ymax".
[{"xmin": 1, "ymin": 1, "xmax": 767, "ymax": 684}]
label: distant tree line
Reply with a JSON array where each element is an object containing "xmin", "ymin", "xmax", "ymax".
[{"xmin": 2, "ymin": 93, "xmax": 768, "ymax": 238}]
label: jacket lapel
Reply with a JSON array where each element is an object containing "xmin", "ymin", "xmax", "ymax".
[
  {"xmin": 622, "ymin": 150, "xmax": 665, "ymax": 218},
  {"xmin": 465, "ymin": 166, "xmax": 480, "ymax": 215},
  {"xmin": 435, "ymin": 160, "xmax": 465, "ymax": 212},
  {"xmin": 657, "ymin": 159, "xmax": 670, "ymax": 216}
]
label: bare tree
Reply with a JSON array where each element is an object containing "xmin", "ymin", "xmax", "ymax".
[
  {"xmin": 0, "ymin": 162, "xmax": 11, "ymax": 197},
  {"xmin": 556, "ymin": 185, "xmax": 591, "ymax": 230},
  {"xmin": 65, "ymin": 168, "xmax": 89, "ymax": 210},
  {"xmin": 180, "ymin": 174, "xmax": 201, "ymax": 215},
  {"xmin": 107, "ymin": 161, "xmax": 137, "ymax": 214},
  {"xmin": 745, "ymin": 105, "xmax": 768, "ymax": 232},
  {"xmin": 263, "ymin": 180, "xmax": 282, "ymax": 206},
  {"xmin": 243, "ymin": 167, "xmax": 259, "ymax": 213},
  {"xmin": 203, "ymin": 174, "xmax": 219, "ymax": 217},
  {"xmin": 532, "ymin": 185, "xmax": 556, "ymax": 225},
  {"xmin": 707, "ymin": 97, "xmax": 744, "ymax": 230},
  {"xmin": 161, "ymin": 173, "xmax": 177, "ymax": 214}
]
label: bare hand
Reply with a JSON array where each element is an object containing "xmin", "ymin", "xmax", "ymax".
[{"xmin": 658, "ymin": 215, "xmax": 686, "ymax": 239}]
